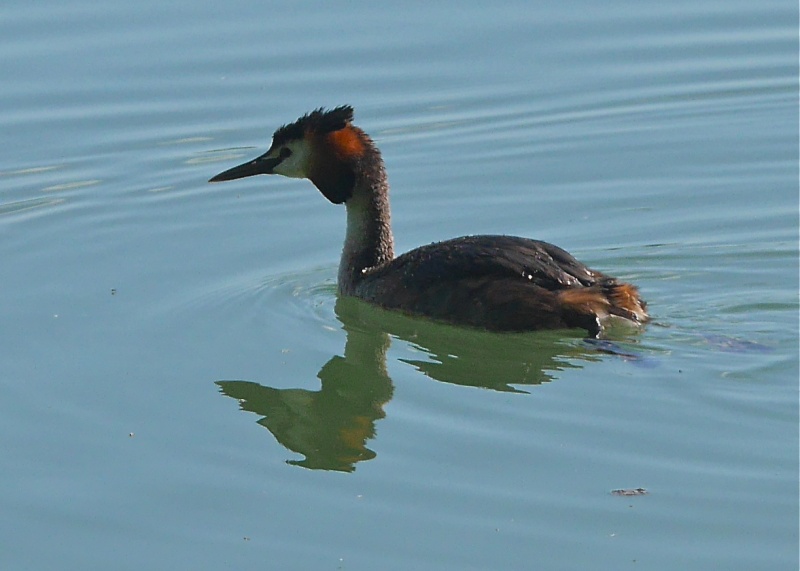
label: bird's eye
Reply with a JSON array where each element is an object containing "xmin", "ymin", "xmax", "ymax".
[{"xmin": 279, "ymin": 147, "xmax": 292, "ymax": 159}]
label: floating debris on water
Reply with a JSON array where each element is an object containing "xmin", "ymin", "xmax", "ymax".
[{"xmin": 611, "ymin": 487, "xmax": 648, "ymax": 496}]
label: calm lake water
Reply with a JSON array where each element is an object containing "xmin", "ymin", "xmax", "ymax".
[{"xmin": 1, "ymin": 1, "xmax": 797, "ymax": 569}]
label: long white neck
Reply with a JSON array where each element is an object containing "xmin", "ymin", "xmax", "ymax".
[{"xmin": 338, "ymin": 176, "xmax": 394, "ymax": 295}]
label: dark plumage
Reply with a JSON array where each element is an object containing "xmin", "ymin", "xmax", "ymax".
[{"xmin": 357, "ymin": 235, "xmax": 642, "ymax": 334}]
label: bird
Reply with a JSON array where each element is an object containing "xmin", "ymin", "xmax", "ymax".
[{"xmin": 209, "ymin": 105, "xmax": 648, "ymax": 336}]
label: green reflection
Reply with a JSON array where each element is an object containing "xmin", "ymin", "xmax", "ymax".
[
  {"xmin": 217, "ymin": 297, "xmax": 604, "ymax": 472},
  {"xmin": 218, "ymin": 309, "xmax": 393, "ymax": 472}
]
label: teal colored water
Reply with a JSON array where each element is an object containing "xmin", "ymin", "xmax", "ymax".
[{"xmin": 1, "ymin": 1, "xmax": 797, "ymax": 569}]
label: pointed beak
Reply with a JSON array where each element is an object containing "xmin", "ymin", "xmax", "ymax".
[{"xmin": 208, "ymin": 151, "xmax": 281, "ymax": 183}]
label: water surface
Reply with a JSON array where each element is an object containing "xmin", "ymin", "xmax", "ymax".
[{"xmin": 1, "ymin": 1, "xmax": 797, "ymax": 569}]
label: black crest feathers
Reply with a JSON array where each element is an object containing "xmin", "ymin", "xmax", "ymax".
[{"xmin": 272, "ymin": 105, "xmax": 354, "ymax": 146}]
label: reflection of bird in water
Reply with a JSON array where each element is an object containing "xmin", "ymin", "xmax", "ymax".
[
  {"xmin": 210, "ymin": 106, "xmax": 648, "ymax": 335},
  {"xmin": 216, "ymin": 298, "xmax": 626, "ymax": 472},
  {"xmin": 218, "ymin": 308, "xmax": 393, "ymax": 473},
  {"xmin": 216, "ymin": 372, "xmax": 387, "ymax": 472}
]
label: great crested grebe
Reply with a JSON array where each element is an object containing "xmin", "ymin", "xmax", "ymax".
[{"xmin": 209, "ymin": 106, "xmax": 648, "ymax": 335}]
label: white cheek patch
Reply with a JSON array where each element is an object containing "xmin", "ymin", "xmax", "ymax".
[{"xmin": 273, "ymin": 140, "xmax": 311, "ymax": 179}]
